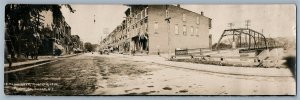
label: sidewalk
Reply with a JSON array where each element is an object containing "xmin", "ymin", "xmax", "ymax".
[
  {"xmin": 4, "ymin": 59, "xmax": 51, "ymax": 68},
  {"xmin": 4, "ymin": 54, "xmax": 79, "ymax": 73},
  {"xmin": 109, "ymin": 53, "xmax": 293, "ymax": 77}
]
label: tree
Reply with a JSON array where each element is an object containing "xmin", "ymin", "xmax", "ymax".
[
  {"xmin": 212, "ymin": 43, "xmax": 232, "ymax": 50},
  {"xmin": 84, "ymin": 42, "xmax": 94, "ymax": 52},
  {"xmin": 84, "ymin": 42, "xmax": 98, "ymax": 52},
  {"xmin": 5, "ymin": 4, "xmax": 75, "ymax": 58}
]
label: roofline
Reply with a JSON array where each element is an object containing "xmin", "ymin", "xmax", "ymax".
[{"xmin": 168, "ymin": 5, "xmax": 211, "ymax": 19}]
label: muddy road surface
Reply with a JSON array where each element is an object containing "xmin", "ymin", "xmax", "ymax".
[{"xmin": 4, "ymin": 53, "xmax": 296, "ymax": 95}]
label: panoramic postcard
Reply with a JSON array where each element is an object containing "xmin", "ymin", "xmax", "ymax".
[{"xmin": 4, "ymin": 4, "xmax": 296, "ymax": 95}]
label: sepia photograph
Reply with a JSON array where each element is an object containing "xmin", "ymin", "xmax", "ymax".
[{"xmin": 4, "ymin": 4, "xmax": 296, "ymax": 96}]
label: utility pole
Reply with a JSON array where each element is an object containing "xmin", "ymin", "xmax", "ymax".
[
  {"xmin": 93, "ymin": 14, "xmax": 96, "ymax": 24},
  {"xmin": 245, "ymin": 19, "xmax": 251, "ymax": 29},
  {"xmin": 245, "ymin": 19, "xmax": 251, "ymax": 49},
  {"xmin": 165, "ymin": 5, "xmax": 172, "ymax": 59},
  {"xmin": 228, "ymin": 23, "xmax": 234, "ymax": 29},
  {"xmin": 228, "ymin": 23, "xmax": 235, "ymax": 49}
]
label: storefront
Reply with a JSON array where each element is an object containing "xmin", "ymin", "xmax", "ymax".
[{"xmin": 131, "ymin": 33, "xmax": 149, "ymax": 54}]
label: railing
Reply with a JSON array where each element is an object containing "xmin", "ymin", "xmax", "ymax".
[
  {"xmin": 175, "ymin": 48, "xmax": 212, "ymax": 57},
  {"xmin": 238, "ymin": 46, "xmax": 283, "ymax": 54},
  {"xmin": 174, "ymin": 49, "xmax": 188, "ymax": 56}
]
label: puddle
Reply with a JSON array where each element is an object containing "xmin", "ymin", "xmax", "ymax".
[
  {"xmin": 162, "ymin": 87, "xmax": 172, "ymax": 90},
  {"xmin": 179, "ymin": 89, "xmax": 188, "ymax": 93},
  {"xmin": 147, "ymin": 85, "xmax": 154, "ymax": 88}
]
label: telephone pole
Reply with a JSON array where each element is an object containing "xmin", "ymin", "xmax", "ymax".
[
  {"xmin": 245, "ymin": 19, "xmax": 251, "ymax": 29},
  {"xmin": 228, "ymin": 23, "xmax": 235, "ymax": 48},
  {"xmin": 165, "ymin": 5, "xmax": 172, "ymax": 59},
  {"xmin": 228, "ymin": 23, "xmax": 234, "ymax": 29},
  {"xmin": 245, "ymin": 19, "xmax": 251, "ymax": 48},
  {"xmin": 93, "ymin": 14, "xmax": 96, "ymax": 24}
]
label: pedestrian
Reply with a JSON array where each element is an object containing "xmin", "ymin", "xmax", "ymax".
[{"xmin": 220, "ymin": 57, "xmax": 224, "ymax": 66}]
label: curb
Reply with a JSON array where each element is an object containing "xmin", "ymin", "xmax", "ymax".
[
  {"xmin": 5, "ymin": 60, "xmax": 58, "ymax": 74},
  {"xmin": 150, "ymin": 61, "xmax": 293, "ymax": 77},
  {"xmin": 4, "ymin": 59, "xmax": 51, "ymax": 68},
  {"xmin": 127, "ymin": 55, "xmax": 293, "ymax": 77},
  {"xmin": 4, "ymin": 54, "xmax": 79, "ymax": 73},
  {"xmin": 57, "ymin": 54, "xmax": 79, "ymax": 58}
]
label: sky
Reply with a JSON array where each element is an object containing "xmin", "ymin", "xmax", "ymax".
[
  {"xmin": 61, "ymin": 4, "xmax": 296, "ymax": 44},
  {"xmin": 61, "ymin": 5, "xmax": 129, "ymax": 44}
]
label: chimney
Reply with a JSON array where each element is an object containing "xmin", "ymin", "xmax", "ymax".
[
  {"xmin": 177, "ymin": 4, "xmax": 180, "ymax": 7},
  {"xmin": 201, "ymin": 11, "xmax": 204, "ymax": 16}
]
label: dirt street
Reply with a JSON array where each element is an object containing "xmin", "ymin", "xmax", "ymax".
[{"xmin": 4, "ymin": 53, "xmax": 296, "ymax": 95}]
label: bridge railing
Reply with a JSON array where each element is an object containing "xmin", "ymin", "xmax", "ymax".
[{"xmin": 174, "ymin": 48, "xmax": 212, "ymax": 57}]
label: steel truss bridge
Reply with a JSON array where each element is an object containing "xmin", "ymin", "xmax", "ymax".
[{"xmin": 215, "ymin": 28, "xmax": 280, "ymax": 51}]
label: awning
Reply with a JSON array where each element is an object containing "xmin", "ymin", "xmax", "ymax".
[
  {"xmin": 139, "ymin": 33, "xmax": 148, "ymax": 40},
  {"xmin": 132, "ymin": 35, "xmax": 139, "ymax": 41},
  {"xmin": 54, "ymin": 43, "xmax": 64, "ymax": 50},
  {"xmin": 132, "ymin": 33, "xmax": 148, "ymax": 41}
]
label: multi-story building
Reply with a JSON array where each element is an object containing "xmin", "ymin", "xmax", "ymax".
[
  {"xmin": 100, "ymin": 5, "xmax": 212, "ymax": 55},
  {"xmin": 39, "ymin": 10, "xmax": 73, "ymax": 55}
]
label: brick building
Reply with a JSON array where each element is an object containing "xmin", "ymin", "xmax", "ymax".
[
  {"xmin": 39, "ymin": 10, "xmax": 73, "ymax": 55},
  {"xmin": 100, "ymin": 5, "xmax": 212, "ymax": 55}
]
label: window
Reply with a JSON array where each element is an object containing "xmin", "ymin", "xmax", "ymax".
[
  {"xmin": 133, "ymin": 15, "xmax": 136, "ymax": 22},
  {"xmin": 145, "ymin": 7, "xmax": 148, "ymax": 16},
  {"xmin": 190, "ymin": 26, "xmax": 194, "ymax": 36},
  {"xmin": 174, "ymin": 24, "xmax": 179, "ymax": 35},
  {"xmin": 145, "ymin": 7, "xmax": 148, "ymax": 17},
  {"xmin": 145, "ymin": 23, "xmax": 148, "ymax": 32},
  {"xmin": 209, "ymin": 18, "xmax": 212, "ymax": 29},
  {"xmin": 196, "ymin": 28, "xmax": 199, "ymax": 37},
  {"xmin": 128, "ymin": 18, "xmax": 131, "ymax": 24},
  {"xmin": 141, "ymin": 10, "xmax": 144, "ymax": 19},
  {"xmin": 197, "ymin": 16, "xmax": 200, "ymax": 24},
  {"xmin": 166, "ymin": 10, "xmax": 169, "ymax": 18},
  {"xmin": 183, "ymin": 25, "xmax": 187, "ymax": 35},
  {"xmin": 137, "ymin": 13, "xmax": 141, "ymax": 20},
  {"xmin": 144, "ymin": 18, "xmax": 148, "ymax": 23},
  {"xmin": 182, "ymin": 14, "xmax": 186, "ymax": 21},
  {"xmin": 154, "ymin": 22, "xmax": 158, "ymax": 34}
]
